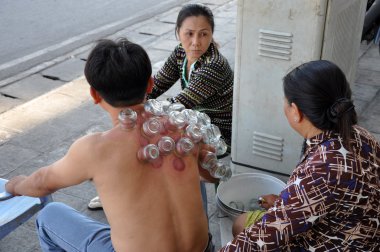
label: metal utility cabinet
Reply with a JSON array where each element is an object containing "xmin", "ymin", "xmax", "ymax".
[{"xmin": 231, "ymin": 0, "xmax": 367, "ymax": 180}]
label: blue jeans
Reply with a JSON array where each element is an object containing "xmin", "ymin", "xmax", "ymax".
[
  {"xmin": 200, "ymin": 181, "xmax": 208, "ymax": 218},
  {"xmin": 36, "ymin": 202, "xmax": 114, "ymax": 252}
]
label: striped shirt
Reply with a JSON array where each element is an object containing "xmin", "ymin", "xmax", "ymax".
[
  {"xmin": 221, "ymin": 125, "xmax": 380, "ymax": 251},
  {"xmin": 148, "ymin": 43, "xmax": 234, "ymax": 146}
]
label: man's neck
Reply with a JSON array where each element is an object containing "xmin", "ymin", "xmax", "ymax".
[{"xmin": 109, "ymin": 103, "xmax": 144, "ymax": 127}]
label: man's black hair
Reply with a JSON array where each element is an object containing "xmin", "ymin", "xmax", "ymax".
[{"xmin": 85, "ymin": 38, "xmax": 152, "ymax": 107}]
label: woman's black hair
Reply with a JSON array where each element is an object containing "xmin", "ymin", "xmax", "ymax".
[
  {"xmin": 175, "ymin": 3, "xmax": 215, "ymax": 35},
  {"xmin": 283, "ymin": 60, "xmax": 357, "ymax": 148}
]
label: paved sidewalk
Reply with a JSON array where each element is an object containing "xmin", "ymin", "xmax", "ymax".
[
  {"xmin": 0, "ymin": 0, "xmax": 236, "ymax": 251},
  {"xmin": 1, "ymin": 0, "xmax": 380, "ymax": 251}
]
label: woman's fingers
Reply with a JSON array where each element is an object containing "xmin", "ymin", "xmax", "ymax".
[{"xmin": 259, "ymin": 194, "xmax": 280, "ymax": 209}]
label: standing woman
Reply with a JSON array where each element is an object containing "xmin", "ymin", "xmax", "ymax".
[
  {"xmin": 147, "ymin": 3, "xmax": 234, "ymax": 148},
  {"xmin": 221, "ymin": 60, "xmax": 380, "ymax": 251}
]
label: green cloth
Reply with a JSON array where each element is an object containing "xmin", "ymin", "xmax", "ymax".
[{"xmin": 244, "ymin": 210, "xmax": 266, "ymax": 228}]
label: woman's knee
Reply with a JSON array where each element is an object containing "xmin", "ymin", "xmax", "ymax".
[{"xmin": 232, "ymin": 213, "xmax": 248, "ymax": 237}]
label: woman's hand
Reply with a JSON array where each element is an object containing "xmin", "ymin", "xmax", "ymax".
[{"xmin": 258, "ymin": 194, "xmax": 280, "ymax": 210}]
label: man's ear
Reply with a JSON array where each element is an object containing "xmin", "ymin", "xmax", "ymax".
[
  {"xmin": 146, "ymin": 76, "xmax": 154, "ymax": 94},
  {"xmin": 90, "ymin": 87, "xmax": 102, "ymax": 104}
]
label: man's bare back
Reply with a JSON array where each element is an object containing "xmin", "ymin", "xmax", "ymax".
[
  {"xmin": 6, "ymin": 105, "xmax": 211, "ymax": 251},
  {"xmin": 88, "ymin": 105, "xmax": 209, "ymax": 251}
]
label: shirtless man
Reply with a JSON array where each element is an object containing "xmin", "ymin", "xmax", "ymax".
[{"xmin": 5, "ymin": 38, "xmax": 213, "ymax": 252}]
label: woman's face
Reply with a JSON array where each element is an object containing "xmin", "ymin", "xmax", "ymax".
[{"xmin": 177, "ymin": 15, "xmax": 213, "ymax": 63}]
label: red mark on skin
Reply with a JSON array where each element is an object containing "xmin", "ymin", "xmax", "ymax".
[
  {"xmin": 173, "ymin": 157, "xmax": 185, "ymax": 171},
  {"xmin": 139, "ymin": 136, "xmax": 149, "ymax": 147},
  {"xmin": 136, "ymin": 114, "xmax": 145, "ymax": 126},
  {"xmin": 141, "ymin": 111, "xmax": 150, "ymax": 119},
  {"xmin": 160, "ymin": 127, "xmax": 169, "ymax": 135},
  {"xmin": 191, "ymin": 145, "xmax": 199, "ymax": 157},
  {"xmin": 171, "ymin": 134, "xmax": 181, "ymax": 142},
  {"xmin": 151, "ymin": 157, "xmax": 163, "ymax": 169}
]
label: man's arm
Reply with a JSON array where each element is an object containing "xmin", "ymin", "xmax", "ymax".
[{"xmin": 5, "ymin": 135, "xmax": 95, "ymax": 197}]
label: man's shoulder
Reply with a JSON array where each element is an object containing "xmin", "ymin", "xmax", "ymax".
[
  {"xmin": 70, "ymin": 130, "xmax": 117, "ymax": 157},
  {"xmin": 74, "ymin": 131, "xmax": 105, "ymax": 146}
]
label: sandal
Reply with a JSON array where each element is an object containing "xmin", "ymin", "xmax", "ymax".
[{"xmin": 87, "ymin": 196, "xmax": 103, "ymax": 210}]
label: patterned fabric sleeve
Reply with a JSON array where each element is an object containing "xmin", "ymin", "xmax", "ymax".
[
  {"xmin": 148, "ymin": 47, "xmax": 180, "ymax": 99},
  {"xmin": 220, "ymin": 148, "xmax": 340, "ymax": 251},
  {"xmin": 173, "ymin": 61, "xmax": 227, "ymax": 108}
]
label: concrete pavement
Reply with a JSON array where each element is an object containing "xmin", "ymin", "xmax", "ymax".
[
  {"xmin": 0, "ymin": 0, "xmax": 236, "ymax": 250},
  {"xmin": 1, "ymin": 0, "xmax": 380, "ymax": 250}
]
